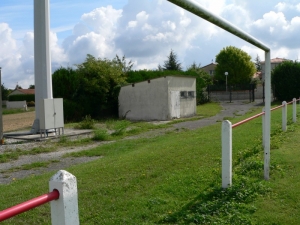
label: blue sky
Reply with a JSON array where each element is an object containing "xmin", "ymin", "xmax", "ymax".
[{"xmin": 0, "ymin": 0, "xmax": 300, "ymax": 88}]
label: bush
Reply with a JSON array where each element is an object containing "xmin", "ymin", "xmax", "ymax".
[
  {"xmin": 272, "ymin": 61, "xmax": 300, "ymax": 101},
  {"xmin": 75, "ymin": 115, "xmax": 95, "ymax": 129},
  {"xmin": 27, "ymin": 101, "xmax": 35, "ymax": 107},
  {"xmin": 8, "ymin": 94, "xmax": 35, "ymax": 102}
]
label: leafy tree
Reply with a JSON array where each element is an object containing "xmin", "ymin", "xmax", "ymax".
[
  {"xmin": 28, "ymin": 84, "xmax": 35, "ymax": 89},
  {"xmin": 214, "ymin": 46, "xmax": 256, "ymax": 85},
  {"xmin": 272, "ymin": 61, "xmax": 300, "ymax": 101},
  {"xmin": 160, "ymin": 49, "xmax": 182, "ymax": 71},
  {"xmin": 114, "ymin": 55, "xmax": 134, "ymax": 75},
  {"xmin": 1, "ymin": 84, "xmax": 9, "ymax": 100},
  {"xmin": 254, "ymin": 54, "xmax": 262, "ymax": 72},
  {"xmin": 76, "ymin": 54, "xmax": 127, "ymax": 118}
]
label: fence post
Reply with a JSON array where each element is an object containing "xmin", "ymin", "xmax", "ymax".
[
  {"xmin": 282, "ymin": 101, "xmax": 287, "ymax": 131},
  {"xmin": 49, "ymin": 170, "xmax": 79, "ymax": 225},
  {"xmin": 262, "ymin": 107, "xmax": 265, "ymax": 148},
  {"xmin": 293, "ymin": 98, "xmax": 296, "ymax": 123},
  {"xmin": 222, "ymin": 120, "xmax": 232, "ymax": 189}
]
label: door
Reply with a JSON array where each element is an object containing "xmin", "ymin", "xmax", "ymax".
[{"xmin": 170, "ymin": 91, "xmax": 180, "ymax": 119}]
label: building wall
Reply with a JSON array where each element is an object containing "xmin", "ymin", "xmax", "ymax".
[
  {"xmin": 200, "ymin": 63, "xmax": 217, "ymax": 76},
  {"xmin": 119, "ymin": 77, "xmax": 169, "ymax": 121},
  {"xmin": 167, "ymin": 76, "xmax": 196, "ymax": 118},
  {"xmin": 119, "ymin": 76, "xmax": 196, "ymax": 121}
]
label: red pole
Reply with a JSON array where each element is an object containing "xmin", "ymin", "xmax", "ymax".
[{"xmin": 0, "ymin": 189, "xmax": 59, "ymax": 222}]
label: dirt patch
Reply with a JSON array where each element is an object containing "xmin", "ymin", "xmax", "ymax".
[{"xmin": 3, "ymin": 111, "xmax": 35, "ymax": 132}]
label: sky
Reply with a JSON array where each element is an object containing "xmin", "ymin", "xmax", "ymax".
[{"xmin": 0, "ymin": 0, "xmax": 300, "ymax": 89}]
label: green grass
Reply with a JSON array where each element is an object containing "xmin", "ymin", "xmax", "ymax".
[
  {"xmin": 1, "ymin": 102, "xmax": 300, "ymax": 224},
  {"xmin": 2, "ymin": 107, "xmax": 34, "ymax": 115}
]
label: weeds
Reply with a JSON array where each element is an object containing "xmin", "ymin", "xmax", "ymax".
[
  {"xmin": 93, "ymin": 129, "xmax": 109, "ymax": 141},
  {"xmin": 75, "ymin": 115, "xmax": 95, "ymax": 129}
]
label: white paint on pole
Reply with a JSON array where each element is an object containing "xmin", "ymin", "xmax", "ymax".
[
  {"xmin": 222, "ymin": 120, "xmax": 232, "ymax": 189},
  {"xmin": 262, "ymin": 107, "xmax": 265, "ymax": 148},
  {"xmin": 167, "ymin": 0, "xmax": 271, "ymax": 181},
  {"xmin": 264, "ymin": 51, "xmax": 271, "ymax": 180},
  {"xmin": 282, "ymin": 101, "xmax": 287, "ymax": 131},
  {"xmin": 32, "ymin": 0, "xmax": 53, "ymax": 133},
  {"xmin": 293, "ymin": 98, "xmax": 296, "ymax": 123},
  {"xmin": 49, "ymin": 170, "xmax": 79, "ymax": 225}
]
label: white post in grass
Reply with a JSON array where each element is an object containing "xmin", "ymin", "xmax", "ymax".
[
  {"xmin": 222, "ymin": 120, "xmax": 232, "ymax": 189},
  {"xmin": 49, "ymin": 170, "xmax": 79, "ymax": 225},
  {"xmin": 293, "ymin": 98, "xmax": 296, "ymax": 123},
  {"xmin": 282, "ymin": 101, "xmax": 287, "ymax": 131},
  {"xmin": 262, "ymin": 107, "xmax": 265, "ymax": 148}
]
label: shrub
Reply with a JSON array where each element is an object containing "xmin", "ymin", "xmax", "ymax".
[
  {"xmin": 75, "ymin": 115, "xmax": 95, "ymax": 129},
  {"xmin": 27, "ymin": 101, "xmax": 35, "ymax": 107},
  {"xmin": 8, "ymin": 94, "xmax": 35, "ymax": 102},
  {"xmin": 93, "ymin": 129, "xmax": 109, "ymax": 141},
  {"xmin": 272, "ymin": 61, "xmax": 300, "ymax": 101}
]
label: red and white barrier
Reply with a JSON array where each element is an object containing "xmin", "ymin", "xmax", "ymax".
[{"xmin": 0, "ymin": 170, "xmax": 79, "ymax": 224}]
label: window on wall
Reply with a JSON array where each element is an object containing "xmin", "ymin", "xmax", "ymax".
[
  {"xmin": 188, "ymin": 91, "xmax": 195, "ymax": 98},
  {"xmin": 180, "ymin": 91, "xmax": 187, "ymax": 98}
]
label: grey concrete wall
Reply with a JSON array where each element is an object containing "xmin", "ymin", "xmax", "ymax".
[
  {"xmin": 167, "ymin": 76, "xmax": 196, "ymax": 118},
  {"xmin": 7, "ymin": 101, "xmax": 27, "ymax": 109},
  {"xmin": 119, "ymin": 76, "xmax": 196, "ymax": 121},
  {"xmin": 119, "ymin": 77, "xmax": 169, "ymax": 121}
]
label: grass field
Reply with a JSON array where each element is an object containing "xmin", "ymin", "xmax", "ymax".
[{"xmin": 1, "ymin": 102, "xmax": 300, "ymax": 224}]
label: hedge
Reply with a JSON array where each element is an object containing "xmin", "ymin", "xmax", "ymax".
[{"xmin": 8, "ymin": 94, "xmax": 35, "ymax": 102}]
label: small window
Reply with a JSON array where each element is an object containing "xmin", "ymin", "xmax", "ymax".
[
  {"xmin": 188, "ymin": 91, "xmax": 195, "ymax": 98},
  {"xmin": 180, "ymin": 91, "xmax": 187, "ymax": 98}
]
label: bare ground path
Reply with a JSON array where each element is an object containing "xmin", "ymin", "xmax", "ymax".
[{"xmin": 0, "ymin": 101, "xmax": 263, "ymax": 184}]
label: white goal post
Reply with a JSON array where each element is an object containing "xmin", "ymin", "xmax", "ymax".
[{"xmin": 167, "ymin": 0, "xmax": 271, "ymax": 180}]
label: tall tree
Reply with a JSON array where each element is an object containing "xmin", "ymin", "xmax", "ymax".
[
  {"xmin": 161, "ymin": 49, "xmax": 182, "ymax": 71},
  {"xmin": 214, "ymin": 46, "xmax": 256, "ymax": 85},
  {"xmin": 254, "ymin": 54, "xmax": 262, "ymax": 72},
  {"xmin": 28, "ymin": 84, "xmax": 35, "ymax": 89}
]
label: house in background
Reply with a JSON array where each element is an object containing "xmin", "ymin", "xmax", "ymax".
[
  {"xmin": 200, "ymin": 62, "xmax": 217, "ymax": 76},
  {"xmin": 8, "ymin": 88, "xmax": 35, "ymax": 96},
  {"xmin": 118, "ymin": 76, "xmax": 196, "ymax": 121},
  {"xmin": 260, "ymin": 57, "xmax": 292, "ymax": 81}
]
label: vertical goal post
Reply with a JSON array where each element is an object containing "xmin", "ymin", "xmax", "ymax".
[{"xmin": 167, "ymin": 0, "xmax": 271, "ymax": 180}]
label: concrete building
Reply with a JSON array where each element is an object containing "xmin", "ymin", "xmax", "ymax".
[{"xmin": 119, "ymin": 76, "xmax": 196, "ymax": 121}]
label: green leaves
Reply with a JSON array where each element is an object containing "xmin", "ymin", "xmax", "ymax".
[{"xmin": 215, "ymin": 46, "xmax": 256, "ymax": 85}]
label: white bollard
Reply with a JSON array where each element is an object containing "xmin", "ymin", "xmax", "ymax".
[
  {"xmin": 222, "ymin": 120, "xmax": 232, "ymax": 189},
  {"xmin": 282, "ymin": 101, "xmax": 287, "ymax": 131},
  {"xmin": 49, "ymin": 170, "xmax": 79, "ymax": 225},
  {"xmin": 293, "ymin": 98, "xmax": 296, "ymax": 123}
]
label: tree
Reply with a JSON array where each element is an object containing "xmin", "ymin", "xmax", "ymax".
[
  {"xmin": 76, "ymin": 54, "xmax": 127, "ymax": 118},
  {"xmin": 254, "ymin": 54, "xmax": 262, "ymax": 72},
  {"xmin": 214, "ymin": 46, "xmax": 256, "ymax": 85},
  {"xmin": 1, "ymin": 84, "xmax": 9, "ymax": 100},
  {"xmin": 160, "ymin": 49, "xmax": 182, "ymax": 71},
  {"xmin": 272, "ymin": 61, "xmax": 300, "ymax": 101},
  {"xmin": 28, "ymin": 84, "xmax": 35, "ymax": 89},
  {"xmin": 114, "ymin": 55, "xmax": 134, "ymax": 75}
]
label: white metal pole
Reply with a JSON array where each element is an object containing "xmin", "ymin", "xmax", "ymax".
[
  {"xmin": 264, "ymin": 51, "xmax": 271, "ymax": 180},
  {"xmin": 222, "ymin": 120, "xmax": 232, "ymax": 189},
  {"xmin": 293, "ymin": 98, "xmax": 296, "ymax": 123},
  {"xmin": 49, "ymin": 170, "xmax": 79, "ymax": 225},
  {"xmin": 32, "ymin": 0, "xmax": 53, "ymax": 133},
  {"xmin": 166, "ymin": 0, "xmax": 271, "ymax": 180},
  {"xmin": 262, "ymin": 107, "xmax": 265, "ymax": 148},
  {"xmin": 282, "ymin": 101, "xmax": 287, "ymax": 131}
]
